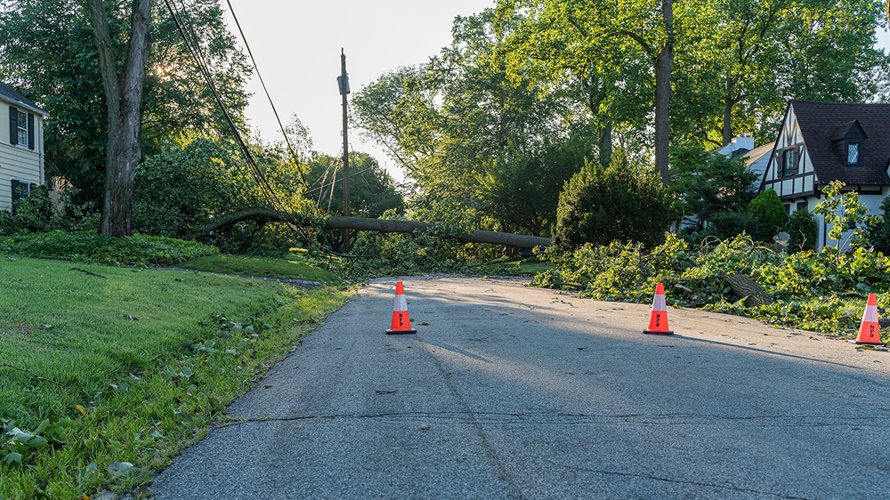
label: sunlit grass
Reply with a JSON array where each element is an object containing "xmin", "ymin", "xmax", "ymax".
[
  {"xmin": 177, "ymin": 251, "xmax": 340, "ymax": 284},
  {"xmin": 0, "ymin": 255, "xmax": 347, "ymax": 498}
]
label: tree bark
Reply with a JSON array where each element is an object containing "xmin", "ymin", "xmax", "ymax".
[
  {"xmin": 653, "ymin": 0, "xmax": 673, "ymax": 187},
  {"xmin": 86, "ymin": 0, "xmax": 153, "ymax": 237},
  {"xmin": 722, "ymin": 78, "xmax": 735, "ymax": 146},
  {"xmin": 182, "ymin": 207, "xmax": 553, "ymax": 249},
  {"xmin": 599, "ymin": 120, "xmax": 612, "ymax": 167}
]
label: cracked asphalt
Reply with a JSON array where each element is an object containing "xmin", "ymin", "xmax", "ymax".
[{"xmin": 151, "ymin": 276, "xmax": 890, "ymax": 499}]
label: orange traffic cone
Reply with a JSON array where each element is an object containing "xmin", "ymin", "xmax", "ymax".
[
  {"xmin": 643, "ymin": 283, "xmax": 673, "ymax": 335},
  {"xmin": 386, "ymin": 281, "xmax": 417, "ymax": 335},
  {"xmin": 854, "ymin": 293, "xmax": 884, "ymax": 345}
]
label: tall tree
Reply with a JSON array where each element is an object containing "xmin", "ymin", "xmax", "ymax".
[
  {"xmin": 353, "ymin": 9, "xmax": 577, "ymax": 235},
  {"xmin": 0, "ymin": 0, "xmax": 250, "ymax": 210},
  {"xmin": 672, "ymin": 0, "xmax": 890, "ymax": 148},
  {"xmin": 85, "ymin": 0, "xmax": 152, "ymax": 236},
  {"xmin": 497, "ymin": 0, "xmax": 651, "ymax": 166}
]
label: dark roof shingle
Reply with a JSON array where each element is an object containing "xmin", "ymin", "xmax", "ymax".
[
  {"xmin": 791, "ymin": 100, "xmax": 890, "ymax": 186},
  {"xmin": 0, "ymin": 81, "xmax": 46, "ymax": 114}
]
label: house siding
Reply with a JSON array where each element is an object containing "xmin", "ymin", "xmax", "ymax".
[{"xmin": 0, "ymin": 98, "xmax": 44, "ymax": 211}]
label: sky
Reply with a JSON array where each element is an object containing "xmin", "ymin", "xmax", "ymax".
[
  {"xmin": 222, "ymin": 1, "xmax": 890, "ymax": 184},
  {"xmin": 221, "ymin": 0, "xmax": 497, "ymax": 183}
]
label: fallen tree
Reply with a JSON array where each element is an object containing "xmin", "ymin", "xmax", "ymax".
[{"xmin": 182, "ymin": 207, "xmax": 552, "ymax": 249}]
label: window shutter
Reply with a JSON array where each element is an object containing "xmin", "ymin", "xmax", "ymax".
[
  {"xmin": 11, "ymin": 180, "xmax": 20, "ymax": 202},
  {"xmin": 27, "ymin": 113, "xmax": 34, "ymax": 150},
  {"xmin": 9, "ymin": 106, "xmax": 17, "ymax": 145}
]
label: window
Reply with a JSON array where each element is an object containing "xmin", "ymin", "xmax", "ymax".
[
  {"xmin": 847, "ymin": 143, "xmax": 860, "ymax": 165},
  {"xmin": 8, "ymin": 106, "xmax": 33, "ymax": 150},
  {"xmin": 783, "ymin": 149, "xmax": 796, "ymax": 176},
  {"xmin": 797, "ymin": 202, "xmax": 807, "ymax": 212},
  {"xmin": 16, "ymin": 110, "xmax": 27, "ymax": 146},
  {"xmin": 784, "ymin": 204, "xmax": 791, "ymax": 222},
  {"xmin": 11, "ymin": 179, "xmax": 32, "ymax": 202}
]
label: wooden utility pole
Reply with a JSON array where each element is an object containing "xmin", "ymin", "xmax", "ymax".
[{"xmin": 338, "ymin": 48, "xmax": 350, "ymax": 252}]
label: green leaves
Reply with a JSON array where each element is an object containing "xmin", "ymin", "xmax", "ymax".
[
  {"xmin": 536, "ymin": 230, "xmax": 890, "ymax": 338},
  {"xmin": 1, "ymin": 417, "xmax": 68, "ymax": 469},
  {"xmin": 813, "ymin": 180, "xmax": 884, "ymax": 251}
]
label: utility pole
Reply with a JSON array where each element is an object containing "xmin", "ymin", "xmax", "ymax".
[{"xmin": 337, "ymin": 48, "xmax": 350, "ymax": 252}]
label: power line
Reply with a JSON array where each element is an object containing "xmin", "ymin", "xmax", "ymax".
[
  {"xmin": 163, "ymin": 0, "xmax": 320, "ymax": 244},
  {"xmin": 224, "ymin": 0, "xmax": 311, "ymax": 191}
]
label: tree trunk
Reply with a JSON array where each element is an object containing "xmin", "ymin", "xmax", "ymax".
[
  {"xmin": 599, "ymin": 120, "xmax": 612, "ymax": 166},
  {"xmin": 86, "ymin": 0, "xmax": 153, "ymax": 237},
  {"xmin": 722, "ymin": 78, "xmax": 735, "ymax": 146},
  {"xmin": 182, "ymin": 208, "xmax": 553, "ymax": 249},
  {"xmin": 653, "ymin": 0, "xmax": 673, "ymax": 187}
]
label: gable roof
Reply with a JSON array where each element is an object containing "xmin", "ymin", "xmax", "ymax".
[
  {"xmin": 0, "ymin": 81, "xmax": 47, "ymax": 116},
  {"xmin": 743, "ymin": 141, "xmax": 774, "ymax": 168},
  {"xmin": 789, "ymin": 100, "xmax": 890, "ymax": 186}
]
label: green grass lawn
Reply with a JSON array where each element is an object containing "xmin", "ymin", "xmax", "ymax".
[
  {"xmin": 0, "ymin": 255, "xmax": 347, "ymax": 498},
  {"xmin": 177, "ymin": 250, "xmax": 340, "ymax": 284}
]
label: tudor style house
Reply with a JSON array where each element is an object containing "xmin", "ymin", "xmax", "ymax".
[
  {"xmin": 0, "ymin": 81, "xmax": 47, "ymax": 211},
  {"xmin": 760, "ymin": 100, "xmax": 890, "ymax": 249}
]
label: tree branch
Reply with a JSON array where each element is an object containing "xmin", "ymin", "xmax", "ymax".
[{"xmin": 1, "ymin": 363, "xmax": 66, "ymax": 387}]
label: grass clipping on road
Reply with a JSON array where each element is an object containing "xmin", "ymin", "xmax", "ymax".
[{"xmin": 0, "ymin": 256, "xmax": 347, "ymax": 499}]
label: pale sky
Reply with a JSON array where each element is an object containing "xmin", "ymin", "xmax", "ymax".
[
  {"xmin": 222, "ymin": 0, "xmax": 496, "ymax": 182},
  {"xmin": 223, "ymin": 1, "xmax": 890, "ymax": 184}
]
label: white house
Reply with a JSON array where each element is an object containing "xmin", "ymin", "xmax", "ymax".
[
  {"xmin": 0, "ymin": 81, "xmax": 47, "ymax": 211},
  {"xmin": 760, "ymin": 100, "xmax": 890, "ymax": 249}
]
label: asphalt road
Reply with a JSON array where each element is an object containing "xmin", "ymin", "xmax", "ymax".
[{"xmin": 151, "ymin": 276, "xmax": 890, "ymax": 499}]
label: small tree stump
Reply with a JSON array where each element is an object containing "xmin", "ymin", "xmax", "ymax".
[{"xmin": 719, "ymin": 272, "xmax": 772, "ymax": 307}]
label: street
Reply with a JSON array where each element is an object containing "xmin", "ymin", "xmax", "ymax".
[{"xmin": 151, "ymin": 276, "xmax": 890, "ymax": 499}]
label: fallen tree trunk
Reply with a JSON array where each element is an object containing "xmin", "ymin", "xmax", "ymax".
[{"xmin": 182, "ymin": 207, "xmax": 552, "ymax": 249}]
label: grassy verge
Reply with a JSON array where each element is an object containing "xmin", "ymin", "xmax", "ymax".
[
  {"xmin": 0, "ymin": 256, "xmax": 347, "ymax": 499},
  {"xmin": 178, "ymin": 250, "xmax": 340, "ymax": 284}
]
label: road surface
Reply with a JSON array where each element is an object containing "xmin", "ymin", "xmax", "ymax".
[{"xmin": 151, "ymin": 276, "xmax": 890, "ymax": 499}]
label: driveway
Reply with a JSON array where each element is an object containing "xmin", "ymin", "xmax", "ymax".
[{"xmin": 151, "ymin": 276, "xmax": 890, "ymax": 499}]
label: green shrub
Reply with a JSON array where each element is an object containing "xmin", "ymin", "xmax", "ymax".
[
  {"xmin": 699, "ymin": 210, "xmax": 759, "ymax": 241},
  {"xmin": 134, "ymin": 138, "xmax": 314, "ymax": 252},
  {"xmin": 328, "ymin": 201, "xmax": 499, "ymax": 279},
  {"xmin": 552, "ymin": 151, "xmax": 675, "ymax": 253},
  {"xmin": 534, "ymin": 231, "xmax": 890, "ymax": 337},
  {"xmin": 0, "ymin": 231, "xmax": 218, "ymax": 266},
  {"xmin": 0, "ymin": 186, "xmax": 99, "ymax": 236},
  {"xmin": 747, "ymin": 189, "xmax": 784, "ymax": 241},
  {"xmin": 788, "ymin": 208, "xmax": 818, "ymax": 252}
]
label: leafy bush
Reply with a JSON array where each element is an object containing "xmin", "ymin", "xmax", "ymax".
[
  {"xmin": 669, "ymin": 144, "xmax": 758, "ymax": 232},
  {"xmin": 552, "ymin": 151, "xmax": 675, "ymax": 252},
  {"xmin": 746, "ymin": 189, "xmax": 784, "ymax": 241},
  {"xmin": 534, "ymin": 233, "xmax": 890, "ymax": 338},
  {"xmin": 697, "ymin": 210, "xmax": 759, "ymax": 241},
  {"xmin": 788, "ymin": 208, "xmax": 818, "ymax": 252},
  {"xmin": 327, "ymin": 200, "xmax": 499, "ymax": 279},
  {"xmin": 813, "ymin": 180, "xmax": 882, "ymax": 251},
  {"xmin": 0, "ymin": 186, "xmax": 99, "ymax": 236},
  {"xmin": 134, "ymin": 138, "xmax": 314, "ymax": 252},
  {"xmin": 0, "ymin": 231, "xmax": 218, "ymax": 266}
]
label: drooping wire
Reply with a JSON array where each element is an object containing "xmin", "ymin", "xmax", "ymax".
[
  {"xmin": 164, "ymin": 0, "xmax": 337, "ymax": 252},
  {"xmin": 223, "ymin": 0, "xmax": 311, "ymax": 192}
]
